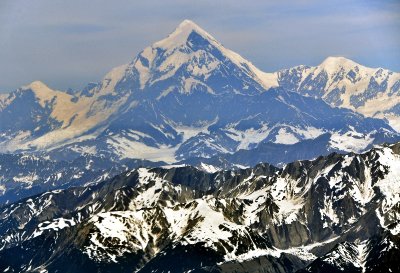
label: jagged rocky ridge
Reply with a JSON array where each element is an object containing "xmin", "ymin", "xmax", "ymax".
[{"xmin": 0, "ymin": 142, "xmax": 399, "ymax": 272}]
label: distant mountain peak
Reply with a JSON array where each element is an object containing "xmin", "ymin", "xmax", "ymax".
[
  {"xmin": 130, "ymin": 19, "xmax": 278, "ymax": 91},
  {"xmin": 176, "ymin": 19, "xmax": 205, "ymax": 34},
  {"xmin": 23, "ymin": 80, "xmax": 50, "ymax": 91},
  {"xmin": 179, "ymin": 19, "xmax": 198, "ymax": 27},
  {"xmin": 317, "ymin": 56, "xmax": 378, "ymax": 76},
  {"xmin": 21, "ymin": 81, "xmax": 60, "ymax": 103},
  {"xmin": 322, "ymin": 56, "xmax": 354, "ymax": 63},
  {"xmin": 319, "ymin": 56, "xmax": 360, "ymax": 73}
]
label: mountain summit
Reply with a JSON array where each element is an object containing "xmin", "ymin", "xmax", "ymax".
[
  {"xmin": 154, "ymin": 19, "xmax": 217, "ymax": 49},
  {"xmin": 278, "ymin": 55, "xmax": 400, "ymax": 130},
  {"xmin": 125, "ymin": 19, "xmax": 278, "ymax": 94}
]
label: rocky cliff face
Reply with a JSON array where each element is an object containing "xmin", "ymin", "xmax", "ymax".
[{"xmin": 0, "ymin": 142, "xmax": 398, "ymax": 272}]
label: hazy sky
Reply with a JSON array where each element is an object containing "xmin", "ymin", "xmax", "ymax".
[{"xmin": 0, "ymin": 0, "xmax": 399, "ymax": 92}]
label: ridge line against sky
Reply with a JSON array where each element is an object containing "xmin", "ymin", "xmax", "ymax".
[{"xmin": 0, "ymin": 0, "xmax": 399, "ymax": 92}]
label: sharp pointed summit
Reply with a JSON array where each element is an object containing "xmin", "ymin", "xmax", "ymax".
[
  {"xmin": 126, "ymin": 19, "xmax": 278, "ymax": 92},
  {"xmin": 153, "ymin": 19, "xmax": 216, "ymax": 50},
  {"xmin": 178, "ymin": 19, "xmax": 202, "ymax": 29}
]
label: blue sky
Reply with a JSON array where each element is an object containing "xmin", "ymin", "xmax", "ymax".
[{"xmin": 0, "ymin": 0, "xmax": 399, "ymax": 92}]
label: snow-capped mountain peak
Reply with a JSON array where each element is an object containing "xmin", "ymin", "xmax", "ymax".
[
  {"xmin": 124, "ymin": 19, "xmax": 279, "ymax": 92},
  {"xmin": 23, "ymin": 80, "xmax": 50, "ymax": 92},
  {"xmin": 278, "ymin": 55, "xmax": 400, "ymax": 130},
  {"xmin": 21, "ymin": 80, "xmax": 72, "ymax": 108},
  {"xmin": 319, "ymin": 56, "xmax": 360, "ymax": 75},
  {"xmin": 22, "ymin": 80, "xmax": 57, "ymax": 99},
  {"xmin": 153, "ymin": 19, "xmax": 217, "ymax": 50}
]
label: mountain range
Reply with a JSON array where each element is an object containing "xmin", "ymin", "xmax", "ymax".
[
  {"xmin": 0, "ymin": 142, "xmax": 398, "ymax": 272},
  {"xmin": 0, "ymin": 20, "xmax": 399, "ymax": 165},
  {"xmin": 0, "ymin": 19, "xmax": 400, "ymax": 272}
]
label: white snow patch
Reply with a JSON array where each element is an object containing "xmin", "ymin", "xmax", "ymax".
[
  {"xmin": 274, "ymin": 128, "xmax": 299, "ymax": 145},
  {"xmin": 329, "ymin": 131, "xmax": 373, "ymax": 153},
  {"xmin": 197, "ymin": 163, "xmax": 221, "ymax": 173},
  {"xmin": 106, "ymin": 136, "xmax": 177, "ymax": 163}
]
